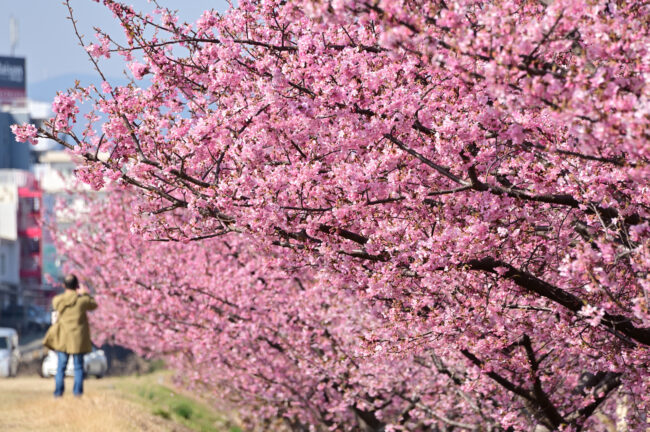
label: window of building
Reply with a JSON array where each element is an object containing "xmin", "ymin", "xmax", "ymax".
[
  {"xmin": 19, "ymin": 237, "xmax": 39, "ymax": 254},
  {"xmin": 28, "ymin": 238, "xmax": 39, "ymax": 254},
  {"xmin": 0, "ymin": 253, "xmax": 5, "ymax": 276}
]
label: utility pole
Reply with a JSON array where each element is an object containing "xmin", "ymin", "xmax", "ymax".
[{"xmin": 9, "ymin": 16, "xmax": 18, "ymax": 56}]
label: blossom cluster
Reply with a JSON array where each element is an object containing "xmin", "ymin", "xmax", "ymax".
[
  {"xmin": 10, "ymin": 123, "xmax": 38, "ymax": 145},
  {"xmin": 28, "ymin": 0, "xmax": 650, "ymax": 430}
]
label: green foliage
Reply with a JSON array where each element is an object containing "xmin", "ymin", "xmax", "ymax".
[
  {"xmin": 147, "ymin": 358, "xmax": 166, "ymax": 373},
  {"xmin": 173, "ymin": 401, "xmax": 193, "ymax": 419},
  {"xmin": 116, "ymin": 372, "xmax": 239, "ymax": 432},
  {"xmin": 153, "ymin": 408, "xmax": 171, "ymax": 419}
]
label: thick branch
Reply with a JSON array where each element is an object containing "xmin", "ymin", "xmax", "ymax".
[
  {"xmin": 568, "ymin": 373, "xmax": 622, "ymax": 427},
  {"xmin": 385, "ymin": 133, "xmax": 466, "ymax": 185},
  {"xmin": 460, "ymin": 349, "xmax": 534, "ymax": 401},
  {"xmin": 521, "ymin": 335, "xmax": 565, "ymax": 429},
  {"xmin": 467, "ymin": 257, "xmax": 650, "ymax": 346}
]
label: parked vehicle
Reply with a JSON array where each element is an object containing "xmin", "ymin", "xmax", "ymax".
[
  {"xmin": 41, "ymin": 347, "xmax": 108, "ymax": 378},
  {"xmin": 0, "ymin": 304, "xmax": 51, "ymax": 333},
  {"xmin": 26, "ymin": 305, "xmax": 50, "ymax": 331},
  {"xmin": 0, "ymin": 306, "xmax": 26, "ymax": 334},
  {"xmin": 0, "ymin": 328, "xmax": 20, "ymax": 377}
]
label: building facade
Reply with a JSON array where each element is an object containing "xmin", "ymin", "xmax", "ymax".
[
  {"xmin": 0, "ymin": 183, "xmax": 20, "ymax": 307},
  {"xmin": 0, "ymin": 55, "xmax": 73, "ymax": 328},
  {"xmin": 34, "ymin": 150, "xmax": 77, "ymax": 288},
  {"xmin": 0, "ymin": 170, "xmax": 43, "ymax": 309}
]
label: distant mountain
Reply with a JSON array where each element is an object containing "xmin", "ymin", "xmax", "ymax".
[{"xmin": 27, "ymin": 73, "xmax": 129, "ymax": 103}]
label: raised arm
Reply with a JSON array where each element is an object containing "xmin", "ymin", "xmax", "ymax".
[{"xmin": 78, "ymin": 285, "xmax": 98, "ymax": 311}]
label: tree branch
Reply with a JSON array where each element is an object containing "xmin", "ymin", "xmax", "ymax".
[{"xmin": 467, "ymin": 257, "xmax": 650, "ymax": 346}]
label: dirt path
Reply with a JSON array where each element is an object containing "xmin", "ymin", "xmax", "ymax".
[{"xmin": 0, "ymin": 375, "xmax": 194, "ymax": 431}]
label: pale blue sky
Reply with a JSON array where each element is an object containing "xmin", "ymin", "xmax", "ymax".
[{"xmin": 0, "ymin": 0, "xmax": 228, "ymax": 92}]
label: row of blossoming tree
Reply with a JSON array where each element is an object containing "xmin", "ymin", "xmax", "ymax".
[{"xmin": 14, "ymin": 0, "xmax": 649, "ymax": 430}]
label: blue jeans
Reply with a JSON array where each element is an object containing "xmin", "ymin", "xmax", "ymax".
[{"xmin": 54, "ymin": 351, "xmax": 84, "ymax": 397}]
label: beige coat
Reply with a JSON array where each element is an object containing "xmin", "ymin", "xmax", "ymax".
[{"xmin": 48, "ymin": 290, "xmax": 98, "ymax": 354}]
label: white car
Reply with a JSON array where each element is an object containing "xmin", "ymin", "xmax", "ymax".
[
  {"xmin": 0, "ymin": 328, "xmax": 20, "ymax": 377},
  {"xmin": 41, "ymin": 347, "xmax": 108, "ymax": 378}
]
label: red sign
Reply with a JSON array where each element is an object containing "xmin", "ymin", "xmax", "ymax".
[{"xmin": 0, "ymin": 87, "xmax": 26, "ymax": 105}]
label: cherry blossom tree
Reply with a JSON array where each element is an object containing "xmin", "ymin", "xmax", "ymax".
[
  {"xmin": 16, "ymin": 0, "xmax": 650, "ymax": 430},
  {"xmin": 57, "ymin": 188, "xmax": 501, "ymax": 431}
]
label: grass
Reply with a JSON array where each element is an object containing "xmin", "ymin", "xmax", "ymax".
[
  {"xmin": 153, "ymin": 407, "xmax": 172, "ymax": 420},
  {"xmin": 0, "ymin": 375, "xmax": 185, "ymax": 431},
  {"xmin": 0, "ymin": 363, "xmax": 242, "ymax": 432},
  {"xmin": 173, "ymin": 402, "xmax": 194, "ymax": 419},
  {"xmin": 115, "ymin": 371, "xmax": 242, "ymax": 432}
]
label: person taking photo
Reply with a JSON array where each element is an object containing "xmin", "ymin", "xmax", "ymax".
[{"xmin": 45, "ymin": 274, "xmax": 98, "ymax": 397}]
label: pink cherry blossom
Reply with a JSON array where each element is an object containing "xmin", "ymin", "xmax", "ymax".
[
  {"xmin": 19, "ymin": 0, "xmax": 650, "ymax": 430},
  {"xmin": 10, "ymin": 123, "xmax": 38, "ymax": 145},
  {"xmin": 128, "ymin": 62, "xmax": 148, "ymax": 80}
]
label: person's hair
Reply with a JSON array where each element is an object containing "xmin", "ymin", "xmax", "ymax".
[{"xmin": 63, "ymin": 274, "xmax": 79, "ymax": 290}]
